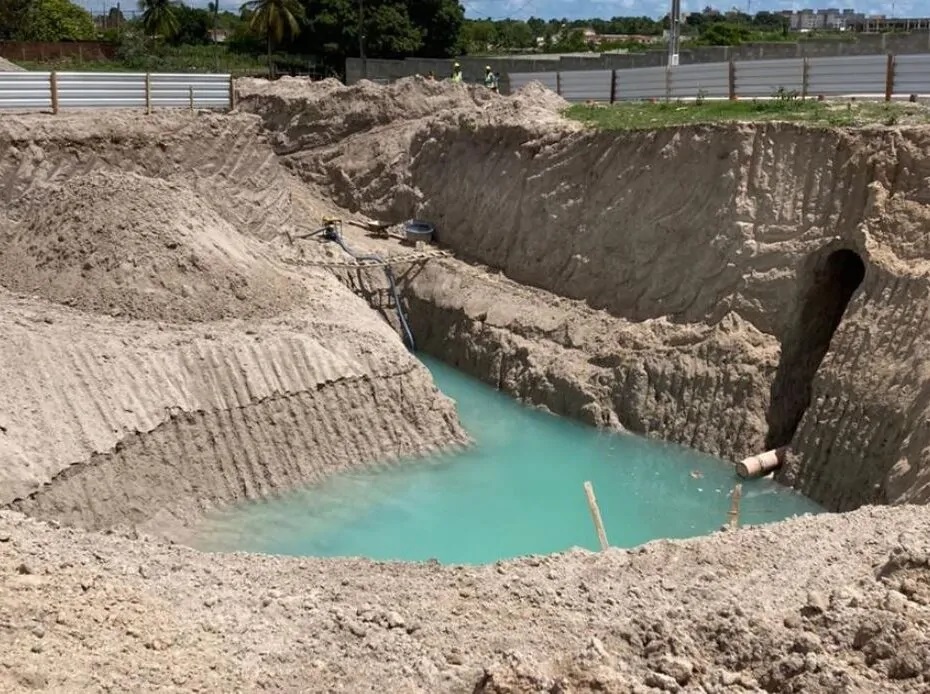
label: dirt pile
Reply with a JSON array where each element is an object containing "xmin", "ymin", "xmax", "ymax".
[
  {"xmin": 0, "ymin": 57, "xmax": 23, "ymax": 71},
  {"xmin": 237, "ymin": 77, "xmax": 930, "ymax": 511},
  {"xmin": 237, "ymin": 76, "xmax": 575, "ymax": 218},
  {"xmin": 236, "ymin": 75, "xmax": 501, "ymax": 149},
  {"xmin": 0, "ymin": 111, "xmax": 466, "ymax": 535},
  {"xmin": 3, "ymin": 503, "xmax": 930, "ymax": 692},
  {"xmin": 1, "ymin": 170, "xmax": 305, "ymax": 321}
]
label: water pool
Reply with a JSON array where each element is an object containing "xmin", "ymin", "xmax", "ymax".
[{"xmin": 193, "ymin": 356, "xmax": 822, "ymax": 564}]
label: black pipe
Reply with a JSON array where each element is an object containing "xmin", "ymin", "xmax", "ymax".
[{"xmin": 322, "ymin": 227, "xmax": 416, "ymax": 351}]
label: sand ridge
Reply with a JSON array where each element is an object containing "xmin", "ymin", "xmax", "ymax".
[{"xmin": 3, "ymin": 503, "xmax": 930, "ymax": 691}]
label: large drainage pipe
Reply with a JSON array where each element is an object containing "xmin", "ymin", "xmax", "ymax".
[{"xmin": 736, "ymin": 447, "xmax": 787, "ymax": 479}]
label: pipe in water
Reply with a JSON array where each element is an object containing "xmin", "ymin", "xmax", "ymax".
[{"xmin": 736, "ymin": 447, "xmax": 787, "ymax": 479}]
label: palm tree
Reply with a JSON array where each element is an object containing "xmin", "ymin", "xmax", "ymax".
[
  {"xmin": 208, "ymin": 1, "xmax": 220, "ymax": 41},
  {"xmin": 139, "ymin": 0, "xmax": 179, "ymax": 40},
  {"xmin": 208, "ymin": 1, "xmax": 220, "ymax": 70},
  {"xmin": 240, "ymin": 0, "xmax": 305, "ymax": 76}
]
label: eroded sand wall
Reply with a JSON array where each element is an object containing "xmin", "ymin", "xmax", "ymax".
[
  {"xmin": 247, "ymin": 78, "xmax": 930, "ymax": 510},
  {"xmin": 404, "ymin": 124, "xmax": 930, "ymax": 510}
]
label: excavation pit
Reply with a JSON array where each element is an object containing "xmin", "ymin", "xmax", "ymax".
[
  {"xmin": 192, "ymin": 357, "xmax": 822, "ymax": 564},
  {"xmin": 2, "ymin": 76, "xmax": 930, "ymax": 691}
]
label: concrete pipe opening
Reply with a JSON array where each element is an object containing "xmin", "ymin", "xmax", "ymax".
[{"xmin": 765, "ymin": 248, "xmax": 866, "ymax": 450}]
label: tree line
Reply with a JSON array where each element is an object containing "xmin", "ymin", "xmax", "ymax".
[{"xmin": 0, "ymin": 2, "xmax": 811, "ymax": 75}]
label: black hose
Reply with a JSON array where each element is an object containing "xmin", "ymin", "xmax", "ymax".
[{"xmin": 323, "ymin": 228, "xmax": 416, "ymax": 351}]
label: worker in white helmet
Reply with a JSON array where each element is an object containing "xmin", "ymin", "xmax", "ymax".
[
  {"xmin": 451, "ymin": 62, "xmax": 463, "ymax": 83},
  {"xmin": 484, "ymin": 64, "xmax": 499, "ymax": 92}
]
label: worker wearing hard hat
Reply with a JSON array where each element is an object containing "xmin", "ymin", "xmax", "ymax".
[
  {"xmin": 484, "ymin": 65, "xmax": 499, "ymax": 92},
  {"xmin": 451, "ymin": 62, "xmax": 463, "ymax": 83}
]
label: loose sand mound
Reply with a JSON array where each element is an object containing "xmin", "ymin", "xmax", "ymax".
[
  {"xmin": 235, "ymin": 75, "xmax": 548, "ymax": 151},
  {"xmin": 0, "ymin": 170, "xmax": 306, "ymax": 321},
  {"xmin": 0, "ymin": 57, "xmax": 23, "ymax": 71}
]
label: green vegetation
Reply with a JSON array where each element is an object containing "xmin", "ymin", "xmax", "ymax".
[
  {"xmin": 0, "ymin": 1, "xmax": 868, "ymax": 77},
  {"xmin": 461, "ymin": 8, "xmax": 807, "ymax": 55},
  {"xmin": 241, "ymin": 0, "xmax": 306, "ymax": 70},
  {"xmin": 16, "ymin": 0, "xmax": 96, "ymax": 41},
  {"xmin": 140, "ymin": 0, "xmax": 180, "ymax": 39},
  {"xmin": 0, "ymin": 0, "xmax": 465, "ymax": 76},
  {"xmin": 565, "ymin": 99, "xmax": 930, "ymax": 130}
]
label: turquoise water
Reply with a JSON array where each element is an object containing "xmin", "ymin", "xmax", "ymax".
[{"xmin": 194, "ymin": 356, "xmax": 822, "ymax": 564}]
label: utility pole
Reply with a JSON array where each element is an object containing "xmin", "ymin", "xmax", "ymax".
[
  {"xmin": 667, "ymin": 0, "xmax": 681, "ymax": 66},
  {"xmin": 358, "ymin": 0, "xmax": 367, "ymax": 80}
]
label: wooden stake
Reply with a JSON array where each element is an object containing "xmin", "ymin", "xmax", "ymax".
[
  {"xmin": 144, "ymin": 73, "xmax": 152, "ymax": 115},
  {"xmin": 885, "ymin": 53, "xmax": 895, "ymax": 102},
  {"xmin": 228, "ymin": 77, "xmax": 237, "ymax": 111},
  {"xmin": 189, "ymin": 86, "xmax": 194, "ymax": 112},
  {"xmin": 50, "ymin": 71, "xmax": 59, "ymax": 115},
  {"xmin": 727, "ymin": 483, "xmax": 742, "ymax": 530},
  {"xmin": 728, "ymin": 60, "xmax": 736, "ymax": 101},
  {"xmin": 583, "ymin": 481, "xmax": 609, "ymax": 551}
]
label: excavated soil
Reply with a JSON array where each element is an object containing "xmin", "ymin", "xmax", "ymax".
[
  {"xmin": 0, "ymin": 57, "xmax": 23, "ymax": 72},
  {"xmin": 1, "ymin": 77, "xmax": 930, "ymax": 692},
  {"xmin": 1, "ymin": 170, "xmax": 305, "ymax": 321}
]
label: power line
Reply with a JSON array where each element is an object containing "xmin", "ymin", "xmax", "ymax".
[{"xmin": 463, "ymin": 0, "xmax": 539, "ymax": 21}]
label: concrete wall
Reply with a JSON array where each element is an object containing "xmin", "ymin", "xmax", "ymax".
[{"xmin": 346, "ymin": 32, "xmax": 930, "ymax": 85}]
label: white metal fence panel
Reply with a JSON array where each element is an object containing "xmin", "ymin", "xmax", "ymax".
[
  {"xmin": 669, "ymin": 63, "xmax": 729, "ymax": 99},
  {"xmin": 57, "ymin": 72, "xmax": 146, "ymax": 108},
  {"xmin": 558, "ymin": 69, "xmax": 612, "ymax": 102},
  {"xmin": 615, "ymin": 66, "xmax": 666, "ymax": 100},
  {"xmin": 734, "ymin": 59, "xmax": 804, "ymax": 97},
  {"xmin": 0, "ymin": 71, "xmax": 52, "ymax": 111},
  {"xmin": 150, "ymin": 73, "xmax": 230, "ymax": 108},
  {"xmin": 508, "ymin": 71, "xmax": 558, "ymax": 93},
  {"xmin": 807, "ymin": 55, "xmax": 886, "ymax": 96},
  {"xmin": 892, "ymin": 54, "xmax": 930, "ymax": 96},
  {"xmin": 0, "ymin": 71, "xmax": 230, "ymax": 112}
]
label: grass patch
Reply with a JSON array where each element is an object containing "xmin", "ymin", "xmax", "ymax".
[
  {"xmin": 565, "ymin": 98, "xmax": 930, "ymax": 130},
  {"xmin": 16, "ymin": 45, "xmax": 282, "ymax": 76}
]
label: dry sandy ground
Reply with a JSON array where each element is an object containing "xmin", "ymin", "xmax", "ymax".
[
  {"xmin": 0, "ymin": 58, "xmax": 23, "ymax": 72},
  {"xmin": 3, "ymin": 505, "xmax": 930, "ymax": 692}
]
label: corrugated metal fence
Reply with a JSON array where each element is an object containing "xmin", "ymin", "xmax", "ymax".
[
  {"xmin": 509, "ymin": 53, "xmax": 930, "ymax": 102},
  {"xmin": 0, "ymin": 72, "xmax": 232, "ymax": 112}
]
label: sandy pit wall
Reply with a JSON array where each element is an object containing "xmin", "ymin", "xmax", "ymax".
[
  {"xmin": 237, "ymin": 77, "xmax": 930, "ymax": 511},
  {"xmin": 0, "ymin": 111, "xmax": 465, "ymax": 536}
]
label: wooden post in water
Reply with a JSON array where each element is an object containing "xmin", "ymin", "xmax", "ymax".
[
  {"xmin": 583, "ymin": 481, "xmax": 609, "ymax": 551},
  {"xmin": 727, "ymin": 483, "xmax": 742, "ymax": 530}
]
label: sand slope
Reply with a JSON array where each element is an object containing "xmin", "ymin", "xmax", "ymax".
[{"xmin": 0, "ymin": 111, "xmax": 466, "ymax": 534}]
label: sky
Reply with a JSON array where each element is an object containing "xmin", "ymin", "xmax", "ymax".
[
  {"xmin": 78, "ymin": 0, "xmax": 930, "ymax": 21},
  {"xmin": 461, "ymin": 0, "xmax": 926, "ymax": 20}
]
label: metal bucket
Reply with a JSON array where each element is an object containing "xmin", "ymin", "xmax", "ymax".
[{"xmin": 404, "ymin": 219, "xmax": 435, "ymax": 244}]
